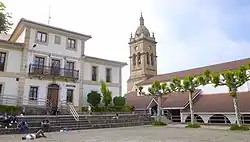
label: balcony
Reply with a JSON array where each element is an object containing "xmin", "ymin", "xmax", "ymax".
[{"xmin": 28, "ymin": 64, "xmax": 79, "ymax": 81}]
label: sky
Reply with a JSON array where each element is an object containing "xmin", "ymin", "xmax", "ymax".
[{"xmin": 2, "ymin": 0, "xmax": 250, "ymax": 95}]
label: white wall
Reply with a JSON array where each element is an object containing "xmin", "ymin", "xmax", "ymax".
[
  {"xmin": 82, "ymin": 84, "xmax": 120, "ymax": 106},
  {"xmin": 0, "ymin": 47, "xmax": 22, "ymax": 73},
  {"xmin": 83, "ymin": 61, "xmax": 120, "ymax": 84},
  {"xmin": 0, "ymin": 77, "xmax": 19, "ymax": 105},
  {"xmin": 198, "ymin": 82, "xmax": 250, "ymax": 94},
  {"xmin": 28, "ymin": 29, "xmax": 82, "ymax": 58},
  {"xmin": 16, "ymin": 28, "xmax": 26, "ymax": 43},
  {"xmin": 0, "ymin": 77, "xmax": 19, "ymax": 96},
  {"xmin": 23, "ymin": 79, "xmax": 79, "ymax": 106},
  {"xmin": 181, "ymin": 112, "xmax": 250, "ymax": 124}
]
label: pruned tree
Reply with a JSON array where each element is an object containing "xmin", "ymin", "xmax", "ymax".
[
  {"xmin": 113, "ymin": 96, "xmax": 125, "ymax": 107},
  {"xmin": 202, "ymin": 66, "xmax": 249, "ymax": 126},
  {"xmin": 87, "ymin": 91, "xmax": 101, "ymax": 107},
  {"xmin": 147, "ymin": 80, "xmax": 172, "ymax": 122},
  {"xmin": 0, "ymin": 2, "xmax": 13, "ymax": 34},
  {"xmin": 101, "ymin": 81, "xmax": 112, "ymax": 107},
  {"xmin": 171, "ymin": 75, "xmax": 205, "ymax": 125}
]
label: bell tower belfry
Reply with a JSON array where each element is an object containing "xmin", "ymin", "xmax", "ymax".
[{"xmin": 127, "ymin": 13, "xmax": 157, "ymax": 92}]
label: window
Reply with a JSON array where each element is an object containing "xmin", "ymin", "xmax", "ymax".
[
  {"xmin": 67, "ymin": 38, "xmax": 76, "ymax": 49},
  {"xmin": 51, "ymin": 59, "xmax": 60, "ymax": 75},
  {"xmin": 0, "ymin": 52, "xmax": 6, "ymax": 71},
  {"xmin": 151, "ymin": 53, "xmax": 154, "ymax": 65},
  {"xmin": 65, "ymin": 61, "xmax": 75, "ymax": 77},
  {"xmin": 54, "ymin": 35, "xmax": 61, "ymax": 45},
  {"xmin": 65, "ymin": 61, "xmax": 74, "ymax": 70},
  {"xmin": 146, "ymin": 52, "xmax": 150, "ymax": 65},
  {"xmin": 36, "ymin": 31, "xmax": 47, "ymax": 43},
  {"xmin": 137, "ymin": 52, "xmax": 141, "ymax": 65},
  {"xmin": 106, "ymin": 68, "xmax": 111, "ymax": 83},
  {"xmin": 132, "ymin": 54, "xmax": 136, "ymax": 66},
  {"xmin": 34, "ymin": 56, "xmax": 45, "ymax": 74},
  {"xmin": 0, "ymin": 84, "xmax": 3, "ymax": 94},
  {"xmin": 34, "ymin": 56, "xmax": 45, "ymax": 67},
  {"xmin": 29, "ymin": 86, "xmax": 38, "ymax": 101},
  {"xmin": 66, "ymin": 89, "xmax": 73, "ymax": 103},
  {"xmin": 92, "ymin": 66, "xmax": 97, "ymax": 81}
]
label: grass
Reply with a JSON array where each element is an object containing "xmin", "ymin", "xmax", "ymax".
[
  {"xmin": 185, "ymin": 123, "xmax": 201, "ymax": 128},
  {"xmin": 229, "ymin": 124, "xmax": 249, "ymax": 131},
  {"xmin": 151, "ymin": 121, "xmax": 167, "ymax": 126}
]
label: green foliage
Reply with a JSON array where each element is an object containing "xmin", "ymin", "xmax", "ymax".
[
  {"xmin": 82, "ymin": 105, "xmax": 133, "ymax": 112},
  {"xmin": 230, "ymin": 124, "xmax": 249, "ymax": 131},
  {"xmin": 205, "ymin": 65, "xmax": 250, "ymax": 97},
  {"xmin": 151, "ymin": 121, "xmax": 167, "ymax": 126},
  {"xmin": 0, "ymin": 2, "xmax": 13, "ymax": 34},
  {"xmin": 113, "ymin": 96, "xmax": 125, "ymax": 107},
  {"xmin": 148, "ymin": 80, "xmax": 171, "ymax": 96},
  {"xmin": 185, "ymin": 123, "xmax": 201, "ymax": 128},
  {"xmin": 87, "ymin": 91, "xmax": 101, "ymax": 107},
  {"xmin": 101, "ymin": 81, "xmax": 112, "ymax": 107},
  {"xmin": 0, "ymin": 105, "xmax": 20, "ymax": 113}
]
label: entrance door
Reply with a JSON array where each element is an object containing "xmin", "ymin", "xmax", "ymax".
[{"xmin": 47, "ymin": 84, "xmax": 59, "ymax": 112}]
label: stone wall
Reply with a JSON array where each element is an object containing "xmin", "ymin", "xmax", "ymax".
[{"xmin": 0, "ymin": 114, "xmax": 151, "ymax": 135}]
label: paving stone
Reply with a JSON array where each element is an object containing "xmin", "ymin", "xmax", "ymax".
[{"xmin": 1, "ymin": 126, "xmax": 250, "ymax": 142}]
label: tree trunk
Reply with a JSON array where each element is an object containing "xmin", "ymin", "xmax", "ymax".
[
  {"xmin": 233, "ymin": 94, "xmax": 242, "ymax": 126},
  {"xmin": 157, "ymin": 96, "xmax": 162, "ymax": 122},
  {"xmin": 188, "ymin": 92, "xmax": 195, "ymax": 125}
]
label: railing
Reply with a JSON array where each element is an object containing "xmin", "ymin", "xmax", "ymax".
[
  {"xmin": 61, "ymin": 100, "xmax": 79, "ymax": 121},
  {"xmin": 46, "ymin": 99, "xmax": 52, "ymax": 114},
  {"xmin": 28, "ymin": 64, "xmax": 79, "ymax": 80}
]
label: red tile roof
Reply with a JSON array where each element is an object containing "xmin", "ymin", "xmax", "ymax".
[
  {"xmin": 125, "ymin": 90, "xmax": 201, "ymax": 109},
  {"xmin": 182, "ymin": 92, "xmax": 250, "ymax": 112},
  {"xmin": 125, "ymin": 91, "xmax": 154, "ymax": 110},
  {"xmin": 138, "ymin": 58, "xmax": 250, "ymax": 85}
]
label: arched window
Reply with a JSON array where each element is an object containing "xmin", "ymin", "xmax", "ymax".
[
  {"xmin": 151, "ymin": 53, "xmax": 154, "ymax": 65},
  {"xmin": 132, "ymin": 54, "xmax": 136, "ymax": 66},
  {"xmin": 137, "ymin": 52, "xmax": 141, "ymax": 65},
  {"xmin": 146, "ymin": 52, "xmax": 150, "ymax": 65}
]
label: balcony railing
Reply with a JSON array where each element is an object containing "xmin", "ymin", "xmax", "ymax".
[{"xmin": 28, "ymin": 64, "xmax": 79, "ymax": 80}]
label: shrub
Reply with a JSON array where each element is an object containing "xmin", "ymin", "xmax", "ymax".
[
  {"xmin": 113, "ymin": 96, "xmax": 125, "ymax": 107},
  {"xmin": 101, "ymin": 81, "xmax": 112, "ymax": 107},
  {"xmin": 0, "ymin": 105, "xmax": 20, "ymax": 113},
  {"xmin": 151, "ymin": 121, "xmax": 167, "ymax": 126},
  {"xmin": 87, "ymin": 91, "xmax": 101, "ymax": 107},
  {"xmin": 82, "ymin": 107, "xmax": 88, "ymax": 112},
  {"xmin": 230, "ymin": 124, "xmax": 249, "ymax": 131},
  {"xmin": 185, "ymin": 123, "xmax": 201, "ymax": 128}
]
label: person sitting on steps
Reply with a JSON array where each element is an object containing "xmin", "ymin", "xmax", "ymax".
[
  {"xmin": 21, "ymin": 128, "xmax": 46, "ymax": 140},
  {"xmin": 112, "ymin": 113, "xmax": 119, "ymax": 119},
  {"xmin": 41, "ymin": 119, "xmax": 50, "ymax": 132},
  {"xmin": 17, "ymin": 120, "xmax": 29, "ymax": 133}
]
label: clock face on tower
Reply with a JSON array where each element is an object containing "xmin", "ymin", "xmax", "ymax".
[
  {"xmin": 148, "ymin": 46, "xmax": 151, "ymax": 51},
  {"xmin": 134, "ymin": 46, "xmax": 139, "ymax": 51}
]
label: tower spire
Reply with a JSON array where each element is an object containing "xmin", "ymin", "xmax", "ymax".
[{"xmin": 140, "ymin": 12, "xmax": 144, "ymax": 25}]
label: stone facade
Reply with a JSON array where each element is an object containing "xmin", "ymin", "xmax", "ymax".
[{"xmin": 127, "ymin": 14, "xmax": 157, "ymax": 92}]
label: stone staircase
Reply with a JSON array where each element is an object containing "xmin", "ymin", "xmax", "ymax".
[{"xmin": 0, "ymin": 114, "xmax": 151, "ymax": 135}]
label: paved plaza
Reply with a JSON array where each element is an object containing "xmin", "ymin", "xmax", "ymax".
[{"xmin": 0, "ymin": 125, "xmax": 250, "ymax": 142}]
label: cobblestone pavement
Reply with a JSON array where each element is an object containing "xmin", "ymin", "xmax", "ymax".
[{"xmin": 0, "ymin": 126, "xmax": 250, "ymax": 142}]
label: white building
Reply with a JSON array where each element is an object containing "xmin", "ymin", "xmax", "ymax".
[{"xmin": 0, "ymin": 18, "xmax": 126, "ymax": 114}]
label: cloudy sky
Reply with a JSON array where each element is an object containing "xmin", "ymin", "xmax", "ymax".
[{"xmin": 3, "ymin": 0, "xmax": 250, "ymax": 95}]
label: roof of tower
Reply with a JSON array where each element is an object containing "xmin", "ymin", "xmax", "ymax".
[{"xmin": 135, "ymin": 13, "xmax": 150, "ymax": 37}]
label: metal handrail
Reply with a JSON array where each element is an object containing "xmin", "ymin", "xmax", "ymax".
[{"xmin": 60, "ymin": 100, "xmax": 79, "ymax": 121}]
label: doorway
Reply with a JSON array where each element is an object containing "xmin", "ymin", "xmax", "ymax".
[{"xmin": 47, "ymin": 84, "xmax": 59, "ymax": 113}]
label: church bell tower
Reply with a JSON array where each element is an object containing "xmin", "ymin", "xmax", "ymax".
[{"xmin": 127, "ymin": 13, "xmax": 157, "ymax": 92}]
